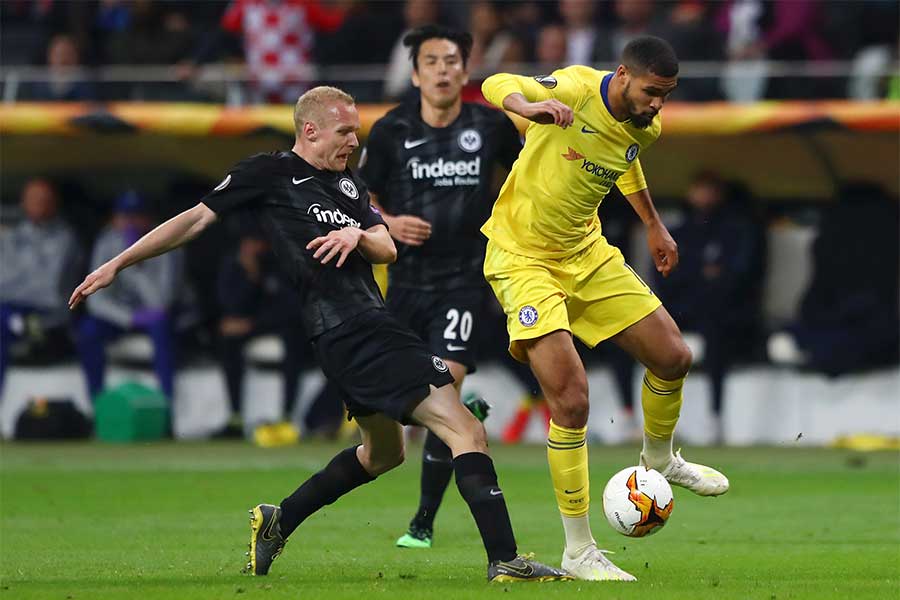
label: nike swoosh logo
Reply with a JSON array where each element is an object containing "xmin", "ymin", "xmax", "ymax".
[
  {"xmin": 499, "ymin": 562, "xmax": 534, "ymax": 577},
  {"xmin": 489, "ymin": 489, "xmax": 503, "ymax": 496},
  {"xmin": 423, "ymin": 452, "xmax": 451, "ymax": 464},
  {"xmin": 581, "ymin": 125, "xmax": 598, "ymax": 134},
  {"xmin": 261, "ymin": 515, "xmax": 277, "ymax": 541},
  {"xmin": 403, "ymin": 138, "xmax": 428, "ymax": 149},
  {"xmin": 446, "ymin": 344, "xmax": 467, "ymax": 352},
  {"xmin": 564, "ymin": 486, "xmax": 584, "ymax": 494},
  {"xmin": 292, "ymin": 176, "xmax": 314, "ymax": 185}
]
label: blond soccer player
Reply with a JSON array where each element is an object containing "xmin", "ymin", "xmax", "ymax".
[{"xmin": 481, "ymin": 36, "xmax": 729, "ymax": 582}]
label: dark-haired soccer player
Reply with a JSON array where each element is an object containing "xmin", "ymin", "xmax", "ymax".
[
  {"xmin": 69, "ymin": 85, "xmax": 568, "ymax": 584},
  {"xmin": 359, "ymin": 24, "xmax": 522, "ymax": 550},
  {"xmin": 480, "ymin": 37, "xmax": 730, "ymax": 581}
]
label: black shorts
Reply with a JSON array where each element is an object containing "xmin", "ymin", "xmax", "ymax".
[
  {"xmin": 386, "ymin": 286, "xmax": 486, "ymax": 374},
  {"xmin": 311, "ymin": 308, "xmax": 456, "ymax": 423}
]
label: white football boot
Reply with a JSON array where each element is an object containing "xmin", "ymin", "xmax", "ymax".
[
  {"xmin": 642, "ymin": 449, "xmax": 729, "ymax": 496},
  {"xmin": 561, "ymin": 545, "xmax": 637, "ymax": 582}
]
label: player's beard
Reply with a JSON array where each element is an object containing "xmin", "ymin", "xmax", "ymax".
[{"xmin": 622, "ymin": 81, "xmax": 656, "ymax": 129}]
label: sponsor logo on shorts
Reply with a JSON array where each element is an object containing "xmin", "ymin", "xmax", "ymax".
[
  {"xmin": 518, "ymin": 305, "xmax": 538, "ymax": 327},
  {"xmin": 432, "ymin": 356, "xmax": 449, "ymax": 373}
]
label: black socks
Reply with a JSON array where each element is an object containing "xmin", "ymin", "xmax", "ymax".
[
  {"xmin": 279, "ymin": 445, "xmax": 375, "ymax": 538},
  {"xmin": 410, "ymin": 431, "xmax": 455, "ymax": 531},
  {"xmin": 453, "ymin": 452, "xmax": 518, "ymax": 564}
]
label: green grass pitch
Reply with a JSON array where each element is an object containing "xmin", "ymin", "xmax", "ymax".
[{"xmin": 2, "ymin": 441, "xmax": 897, "ymax": 599}]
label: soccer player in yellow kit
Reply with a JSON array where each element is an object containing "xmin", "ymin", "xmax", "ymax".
[{"xmin": 481, "ymin": 36, "xmax": 729, "ymax": 582}]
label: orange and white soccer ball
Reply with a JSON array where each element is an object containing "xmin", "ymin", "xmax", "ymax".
[{"xmin": 602, "ymin": 466, "xmax": 674, "ymax": 537}]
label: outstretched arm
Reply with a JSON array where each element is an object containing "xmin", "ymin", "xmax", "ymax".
[{"xmin": 69, "ymin": 202, "xmax": 218, "ymax": 309}]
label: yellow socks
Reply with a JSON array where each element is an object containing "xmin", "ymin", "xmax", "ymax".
[
  {"xmin": 641, "ymin": 370, "xmax": 685, "ymax": 468},
  {"xmin": 548, "ymin": 420, "xmax": 595, "ymax": 555},
  {"xmin": 547, "ymin": 420, "xmax": 589, "ymax": 517}
]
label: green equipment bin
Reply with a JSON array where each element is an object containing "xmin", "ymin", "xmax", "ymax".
[{"xmin": 94, "ymin": 382, "xmax": 169, "ymax": 442}]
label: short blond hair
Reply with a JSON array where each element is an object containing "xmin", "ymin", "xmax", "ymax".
[{"xmin": 293, "ymin": 86, "xmax": 355, "ymax": 135}]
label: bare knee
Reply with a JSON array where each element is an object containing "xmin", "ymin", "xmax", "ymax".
[
  {"xmin": 651, "ymin": 341, "xmax": 693, "ymax": 381},
  {"xmin": 358, "ymin": 443, "xmax": 405, "ymax": 476},
  {"xmin": 448, "ymin": 416, "xmax": 489, "ymax": 455},
  {"xmin": 469, "ymin": 421, "xmax": 488, "ymax": 453},
  {"xmin": 543, "ymin": 374, "xmax": 589, "ymax": 427}
]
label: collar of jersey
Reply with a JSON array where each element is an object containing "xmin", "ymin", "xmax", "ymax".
[
  {"xmin": 600, "ymin": 72, "xmax": 615, "ymax": 118},
  {"xmin": 414, "ymin": 100, "xmax": 466, "ymax": 131},
  {"xmin": 287, "ymin": 150, "xmax": 338, "ymax": 178}
]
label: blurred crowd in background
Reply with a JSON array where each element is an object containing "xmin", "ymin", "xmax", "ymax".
[
  {"xmin": 2, "ymin": 0, "xmax": 899, "ymax": 103},
  {"xmin": 1, "ymin": 0, "xmax": 899, "ymax": 440},
  {"xmin": 2, "ymin": 173, "xmax": 897, "ymax": 439}
]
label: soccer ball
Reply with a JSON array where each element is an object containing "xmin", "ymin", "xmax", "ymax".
[{"xmin": 602, "ymin": 466, "xmax": 674, "ymax": 538}]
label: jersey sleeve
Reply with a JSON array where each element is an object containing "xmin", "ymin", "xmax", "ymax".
[
  {"xmin": 616, "ymin": 158, "xmax": 649, "ymax": 196},
  {"xmin": 360, "ymin": 192, "xmax": 388, "ymax": 230},
  {"xmin": 200, "ymin": 155, "xmax": 270, "ymax": 215},
  {"xmin": 358, "ymin": 119, "xmax": 392, "ymax": 196},
  {"xmin": 495, "ymin": 111, "xmax": 523, "ymax": 170},
  {"xmin": 482, "ymin": 67, "xmax": 585, "ymax": 111}
]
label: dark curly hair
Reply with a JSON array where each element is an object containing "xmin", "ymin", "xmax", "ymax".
[{"xmin": 622, "ymin": 36, "xmax": 679, "ymax": 77}]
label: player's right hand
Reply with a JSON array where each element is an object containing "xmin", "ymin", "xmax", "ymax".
[
  {"xmin": 385, "ymin": 214, "xmax": 431, "ymax": 246},
  {"xmin": 69, "ymin": 262, "xmax": 117, "ymax": 310},
  {"xmin": 518, "ymin": 99, "xmax": 574, "ymax": 128}
]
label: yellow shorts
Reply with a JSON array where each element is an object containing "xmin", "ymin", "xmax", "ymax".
[{"xmin": 484, "ymin": 237, "xmax": 662, "ymax": 363}]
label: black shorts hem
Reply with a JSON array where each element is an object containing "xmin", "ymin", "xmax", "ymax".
[{"xmin": 347, "ymin": 372, "xmax": 455, "ymax": 424}]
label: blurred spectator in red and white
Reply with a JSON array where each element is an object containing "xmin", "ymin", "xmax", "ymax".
[
  {"xmin": 1, "ymin": 178, "xmax": 83, "ymax": 394},
  {"xmin": 19, "ymin": 33, "xmax": 97, "ymax": 101},
  {"xmin": 220, "ymin": 0, "xmax": 348, "ymax": 104},
  {"xmin": 383, "ymin": 0, "xmax": 439, "ymax": 100}
]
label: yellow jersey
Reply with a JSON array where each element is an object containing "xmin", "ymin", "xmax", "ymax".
[{"xmin": 481, "ymin": 66, "xmax": 661, "ymax": 259}]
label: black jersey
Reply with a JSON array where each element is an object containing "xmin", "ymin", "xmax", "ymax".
[
  {"xmin": 359, "ymin": 101, "xmax": 521, "ymax": 291},
  {"xmin": 201, "ymin": 150, "xmax": 387, "ymax": 338}
]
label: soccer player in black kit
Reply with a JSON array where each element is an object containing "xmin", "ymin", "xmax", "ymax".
[
  {"xmin": 68, "ymin": 86, "xmax": 568, "ymax": 583},
  {"xmin": 359, "ymin": 25, "xmax": 522, "ymax": 549}
]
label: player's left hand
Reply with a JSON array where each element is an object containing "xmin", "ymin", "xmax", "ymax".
[
  {"xmin": 307, "ymin": 227, "xmax": 363, "ymax": 268},
  {"xmin": 647, "ymin": 221, "xmax": 678, "ymax": 277}
]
